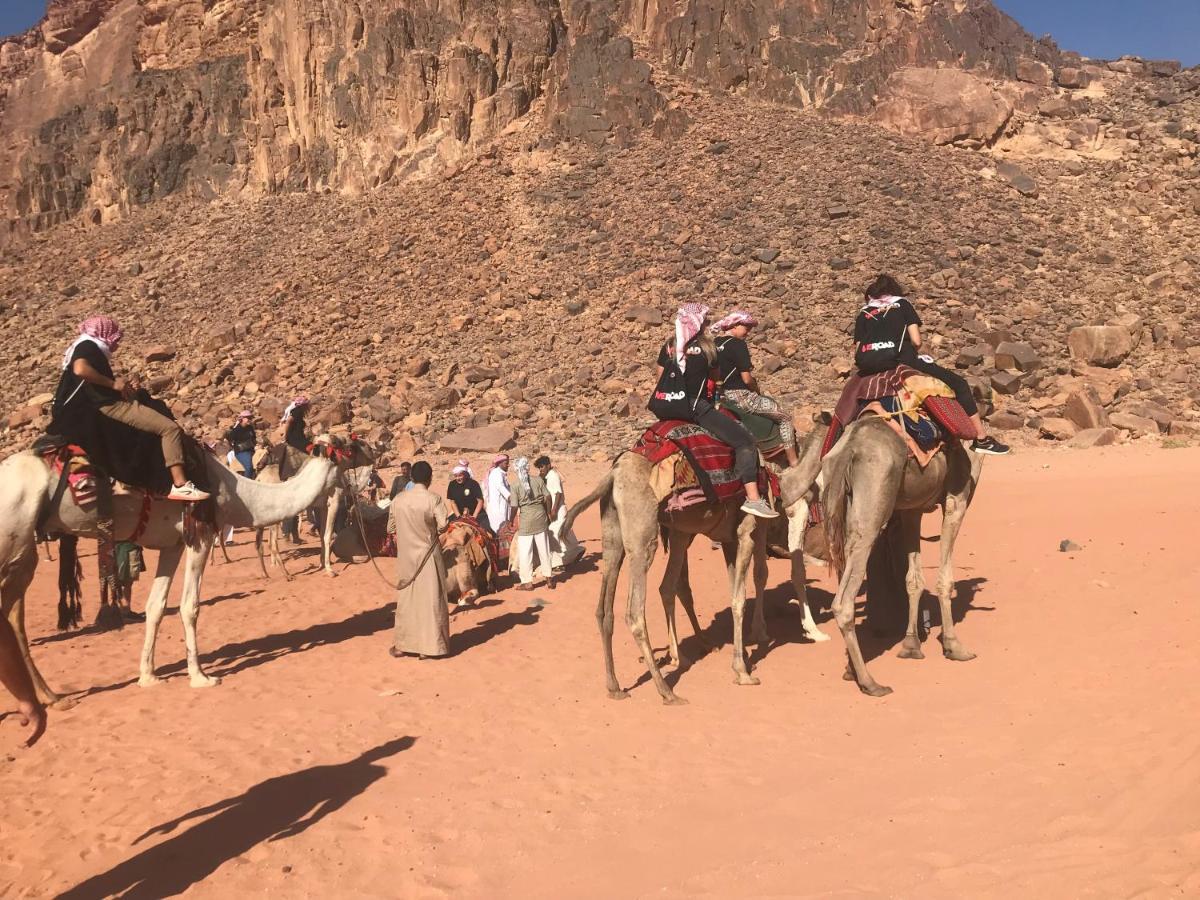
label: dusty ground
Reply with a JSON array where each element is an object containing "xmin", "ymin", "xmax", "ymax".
[{"xmin": 2, "ymin": 444, "xmax": 1198, "ymax": 899}]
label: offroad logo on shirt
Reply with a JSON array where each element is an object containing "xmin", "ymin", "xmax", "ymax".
[
  {"xmin": 654, "ymin": 390, "xmax": 687, "ymax": 401},
  {"xmin": 860, "ymin": 340, "xmax": 897, "ymax": 352}
]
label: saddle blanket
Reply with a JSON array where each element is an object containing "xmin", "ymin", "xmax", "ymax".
[
  {"xmin": 444, "ymin": 515, "xmax": 501, "ymax": 581},
  {"xmin": 42, "ymin": 444, "xmax": 101, "ymax": 508},
  {"xmin": 822, "ymin": 367, "xmax": 975, "ymax": 460},
  {"xmin": 633, "ymin": 420, "xmax": 778, "ymax": 506}
]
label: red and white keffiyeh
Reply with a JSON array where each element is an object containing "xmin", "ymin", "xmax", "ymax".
[
  {"xmin": 673, "ymin": 303, "xmax": 710, "ymax": 369},
  {"xmin": 709, "ymin": 310, "xmax": 758, "ymax": 334},
  {"xmin": 62, "ymin": 316, "xmax": 123, "ymax": 369}
]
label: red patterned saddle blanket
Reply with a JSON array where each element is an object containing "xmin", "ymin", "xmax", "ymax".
[{"xmin": 632, "ymin": 419, "xmax": 779, "ymax": 507}]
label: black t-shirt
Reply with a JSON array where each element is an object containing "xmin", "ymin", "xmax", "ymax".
[
  {"xmin": 447, "ymin": 478, "xmax": 484, "ymax": 516},
  {"xmin": 656, "ymin": 340, "xmax": 715, "ymax": 405},
  {"xmin": 715, "ymin": 336, "xmax": 753, "ymax": 388},
  {"xmin": 53, "ymin": 341, "xmax": 119, "ymax": 417},
  {"xmin": 854, "ymin": 298, "xmax": 922, "ymax": 366},
  {"xmin": 285, "ymin": 413, "xmax": 308, "ymax": 452},
  {"xmin": 225, "ymin": 424, "xmax": 256, "ymax": 452}
]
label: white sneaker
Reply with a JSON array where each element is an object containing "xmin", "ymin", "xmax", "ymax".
[
  {"xmin": 740, "ymin": 498, "xmax": 779, "ymax": 519},
  {"xmin": 167, "ymin": 481, "xmax": 211, "ymax": 502}
]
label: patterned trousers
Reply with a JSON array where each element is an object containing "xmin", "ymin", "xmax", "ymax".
[{"xmin": 723, "ymin": 389, "xmax": 796, "ymax": 445}]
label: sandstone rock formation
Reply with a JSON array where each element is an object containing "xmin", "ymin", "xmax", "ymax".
[{"xmin": 0, "ymin": 0, "xmax": 1052, "ymax": 243}]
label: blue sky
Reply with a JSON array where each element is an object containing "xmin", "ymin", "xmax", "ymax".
[{"xmin": 1, "ymin": 0, "xmax": 1196, "ymax": 66}]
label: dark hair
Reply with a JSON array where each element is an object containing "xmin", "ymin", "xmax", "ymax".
[
  {"xmin": 411, "ymin": 461, "xmax": 432, "ymax": 486},
  {"xmin": 865, "ymin": 274, "xmax": 906, "ymax": 299},
  {"xmin": 534, "ymin": 456, "xmax": 551, "ymax": 468},
  {"xmin": 399, "ymin": 460, "xmax": 411, "ymax": 469}
]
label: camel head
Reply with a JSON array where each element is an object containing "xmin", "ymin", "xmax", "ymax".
[{"xmin": 308, "ymin": 434, "xmax": 375, "ymax": 470}]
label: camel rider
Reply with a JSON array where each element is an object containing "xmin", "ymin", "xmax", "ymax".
[
  {"xmin": 651, "ymin": 303, "xmax": 777, "ymax": 519},
  {"xmin": 854, "ymin": 275, "xmax": 1009, "ymax": 455},
  {"xmin": 281, "ymin": 397, "xmax": 311, "ymax": 453},
  {"xmin": 711, "ymin": 310, "xmax": 800, "ymax": 467},
  {"xmin": 52, "ymin": 316, "xmax": 210, "ymax": 501}
]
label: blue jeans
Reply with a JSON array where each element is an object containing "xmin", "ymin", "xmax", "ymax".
[{"xmin": 235, "ymin": 450, "xmax": 255, "ymax": 479}]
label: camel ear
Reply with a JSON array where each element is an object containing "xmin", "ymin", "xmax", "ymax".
[{"xmin": 813, "ymin": 410, "xmax": 832, "ymax": 425}]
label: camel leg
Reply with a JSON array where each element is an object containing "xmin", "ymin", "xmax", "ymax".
[
  {"xmin": 138, "ymin": 544, "xmax": 183, "ymax": 687},
  {"xmin": 787, "ymin": 498, "xmax": 829, "ymax": 642},
  {"xmin": 322, "ymin": 496, "xmax": 338, "ymax": 576},
  {"xmin": 727, "ymin": 516, "xmax": 759, "ymax": 686},
  {"xmin": 896, "ymin": 510, "xmax": 927, "ymax": 660},
  {"xmin": 659, "ymin": 530, "xmax": 691, "ymax": 668},
  {"xmin": 3, "ymin": 550, "xmax": 62, "ymax": 706},
  {"xmin": 179, "ymin": 537, "xmax": 220, "ymax": 688},
  {"xmin": 937, "ymin": 489, "xmax": 976, "ymax": 662},
  {"xmin": 271, "ymin": 524, "xmax": 294, "ymax": 582},
  {"xmin": 255, "ymin": 528, "xmax": 270, "ymax": 579},
  {"xmin": 675, "ymin": 545, "xmax": 708, "ymax": 643},
  {"xmin": 596, "ymin": 503, "xmax": 627, "ymax": 699},
  {"xmin": 624, "ymin": 519, "xmax": 683, "ymax": 704},
  {"xmin": 831, "ymin": 534, "xmax": 891, "ymax": 697},
  {"xmin": 749, "ymin": 523, "xmax": 769, "ymax": 646}
]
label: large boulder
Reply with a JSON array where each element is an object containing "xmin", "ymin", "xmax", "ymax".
[
  {"xmin": 1067, "ymin": 326, "xmax": 1135, "ymax": 367},
  {"xmin": 439, "ymin": 424, "xmax": 518, "ymax": 453},
  {"xmin": 1063, "ymin": 386, "xmax": 1109, "ymax": 430},
  {"xmin": 873, "ymin": 68, "xmax": 1013, "ymax": 146}
]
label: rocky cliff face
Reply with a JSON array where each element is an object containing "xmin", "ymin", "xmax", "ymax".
[{"xmin": 0, "ymin": 0, "xmax": 1050, "ymax": 244}]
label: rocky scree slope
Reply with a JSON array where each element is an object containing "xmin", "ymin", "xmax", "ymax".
[{"xmin": 1, "ymin": 59, "xmax": 1197, "ymax": 459}]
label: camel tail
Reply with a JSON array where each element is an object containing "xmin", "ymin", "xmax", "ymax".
[
  {"xmin": 57, "ymin": 535, "xmax": 83, "ymax": 630},
  {"xmin": 562, "ymin": 469, "xmax": 616, "ymax": 536},
  {"xmin": 822, "ymin": 443, "xmax": 855, "ymax": 582}
]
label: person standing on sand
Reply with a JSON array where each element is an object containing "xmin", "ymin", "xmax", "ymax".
[
  {"xmin": 511, "ymin": 457, "xmax": 555, "ymax": 591},
  {"xmin": 390, "ymin": 461, "xmax": 413, "ymax": 499},
  {"xmin": 0, "ymin": 618, "xmax": 46, "ymax": 747},
  {"xmin": 388, "ymin": 461, "xmax": 450, "ymax": 659},
  {"xmin": 536, "ymin": 455, "xmax": 583, "ymax": 570},
  {"xmin": 224, "ymin": 410, "xmax": 258, "ymax": 479},
  {"xmin": 484, "ymin": 454, "xmax": 512, "ymax": 535}
]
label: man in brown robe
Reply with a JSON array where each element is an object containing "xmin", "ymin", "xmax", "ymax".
[{"xmin": 387, "ymin": 461, "xmax": 450, "ymax": 658}]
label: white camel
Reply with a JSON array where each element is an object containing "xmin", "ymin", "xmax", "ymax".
[
  {"xmin": 254, "ymin": 444, "xmax": 375, "ymax": 580},
  {"xmin": 0, "ymin": 439, "xmax": 370, "ymax": 705}
]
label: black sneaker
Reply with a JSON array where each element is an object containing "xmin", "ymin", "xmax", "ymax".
[{"xmin": 970, "ymin": 436, "xmax": 1011, "ymax": 456}]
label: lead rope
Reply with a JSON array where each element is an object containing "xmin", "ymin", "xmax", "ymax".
[{"xmin": 342, "ymin": 472, "xmax": 439, "ymax": 591}]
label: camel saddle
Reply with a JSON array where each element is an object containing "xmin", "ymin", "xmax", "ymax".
[
  {"xmin": 822, "ymin": 365, "xmax": 976, "ymax": 465},
  {"xmin": 632, "ymin": 419, "xmax": 779, "ymax": 510}
]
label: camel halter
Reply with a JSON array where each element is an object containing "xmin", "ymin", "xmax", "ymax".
[{"xmin": 340, "ymin": 470, "xmax": 440, "ymax": 592}]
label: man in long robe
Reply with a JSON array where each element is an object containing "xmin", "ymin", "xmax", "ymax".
[
  {"xmin": 387, "ymin": 461, "xmax": 450, "ymax": 658},
  {"xmin": 484, "ymin": 454, "xmax": 512, "ymax": 534}
]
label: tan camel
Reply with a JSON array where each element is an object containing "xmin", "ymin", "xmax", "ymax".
[
  {"xmin": 254, "ymin": 443, "xmax": 375, "ymax": 580},
  {"xmin": 562, "ymin": 440, "xmax": 826, "ymax": 705},
  {"xmin": 0, "ymin": 439, "xmax": 369, "ymax": 704},
  {"xmin": 818, "ymin": 415, "xmax": 983, "ymax": 697}
]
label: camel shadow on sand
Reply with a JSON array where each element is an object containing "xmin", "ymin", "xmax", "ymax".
[{"xmin": 55, "ymin": 737, "xmax": 416, "ymax": 900}]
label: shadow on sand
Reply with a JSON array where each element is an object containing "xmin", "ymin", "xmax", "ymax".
[{"xmin": 56, "ymin": 737, "xmax": 415, "ymax": 900}]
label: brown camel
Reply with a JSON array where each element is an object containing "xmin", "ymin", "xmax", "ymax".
[
  {"xmin": 562, "ymin": 434, "xmax": 826, "ymax": 704},
  {"xmin": 819, "ymin": 415, "xmax": 983, "ymax": 697}
]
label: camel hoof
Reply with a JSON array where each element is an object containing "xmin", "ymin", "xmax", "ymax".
[
  {"xmin": 190, "ymin": 674, "xmax": 222, "ymax": 688},
  {"xmin": 48, "ymin": 694, "xmax": 76, "ymax": 710},
  {"xmin": 734, "ymin": 673, "xmax": 761, "ymax": 686},
  {"xmin": 898, "ymin": 644, "xmax": 925, "ymax": 660},
  {"xmin": 607, "ymin": 689, "xmax": 630, "ymax": 701},
  {"xmin": 859, "ymin": 682, "xmax": 893, "ymax": 698},
  {"xmin": 750, "ymin": 630, "xmax": 770, "ymax": 646},
  {"xmin": 842, "ymin": 667, "xmax": 856, "ymax": 681},
  {"xmin": 662, "ymin": 694, "xmax": 689, "ymax": 706},
  {"xmin": 324, "ymin": 569, "xmax": 338, "ymax": 578},
  {"xmin": 943, "ymin": 645, "xmax": 976, "ymax": 662},
  {"xmin": 138, "ymin": 674, "xmax": 165, "ymax": 688},
  {"xmin": 804, "ymin": 629, "xmax": 831, "ymax": 643}
]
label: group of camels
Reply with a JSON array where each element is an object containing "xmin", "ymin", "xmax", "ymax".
[
  {"xmin": 1, "ymin": 395, "xmax": 984, "ymax": 710},
  {"xmin": 563, "ymin": 409, "xmax": 984, "ymax": 704}
]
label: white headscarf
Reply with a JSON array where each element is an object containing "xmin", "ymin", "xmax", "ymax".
[{"xmin": 514, "ymin": 457, "xmax": 533, "ymax": 494}]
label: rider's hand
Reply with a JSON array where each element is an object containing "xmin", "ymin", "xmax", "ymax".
[{"xmin": 17, "ymin": 699, "xmax": 46, "ymax": 747}]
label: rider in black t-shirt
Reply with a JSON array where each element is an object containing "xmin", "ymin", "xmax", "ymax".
[
  {"xmin": 854, "ymin": 275, "xmax": 1009, "ymax": 455},
  {"xmin": 446, "ymin": 464, "xmax": 489, "ymax": 530},
  {"xmin": 711, "ymin": 311, "xmax": 800, "ymax": 467}
]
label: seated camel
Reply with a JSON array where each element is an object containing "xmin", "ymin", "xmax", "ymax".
[{"xmin": 441, "ymin": 524, "xmax": 495, "ymax": 605}]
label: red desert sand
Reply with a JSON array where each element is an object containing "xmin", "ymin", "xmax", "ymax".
[{"xmin": 2, "ymin": 444, "xmax": 1198, "ymax": 898}]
